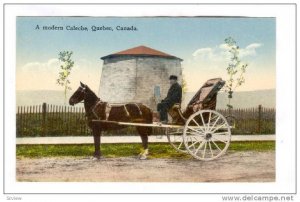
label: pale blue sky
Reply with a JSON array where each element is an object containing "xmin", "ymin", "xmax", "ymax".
[{"xmin": 16, "ymin": 17, "xmax": 275, "ymax": 92}]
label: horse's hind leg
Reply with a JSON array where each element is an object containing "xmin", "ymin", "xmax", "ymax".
[
  {"xmin": 137, "ymin": 127, "xmax": 150, "ymax": 160},
  {"xmin": 141, "ymin": 135, "xmax": 148, "ymax": 150},
  {"xmin": 92, "ymin": 127, "xmax": 101, "ymax": 160},
  {"xmin": 139, "ymin": 135, "xmax": 149, "ymax": 160}
]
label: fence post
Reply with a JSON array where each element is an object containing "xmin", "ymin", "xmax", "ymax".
[
  {"xmin": 42, "ymin": 102, "xmax": 47, "ymax": 136},
  {"xmin": 258, "ymin": 105, "xmax": 262, "ymax": 134}
]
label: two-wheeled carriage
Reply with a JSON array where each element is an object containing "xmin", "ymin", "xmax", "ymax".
[{"xmin": 92, "ymin": 78, "xmax": 234, "ymax": 161}]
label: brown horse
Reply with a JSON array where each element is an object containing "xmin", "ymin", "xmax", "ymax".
[{"xmin": 69, "ymin": 82, "xmax": 153, "ymax": 160}]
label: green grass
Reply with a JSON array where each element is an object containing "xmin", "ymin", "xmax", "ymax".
[{"xmin": 16, "ymin": 141, "xmax": 275, "ymax": 159}]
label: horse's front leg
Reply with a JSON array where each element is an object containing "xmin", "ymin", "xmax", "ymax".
[
  {"xmin": 92, "ymin": 127, "xmax": 101, "ymax": 160},
  {"xmin": 137, "ymin": 127, "xmax": 149, "ymax": 160},
  {"xmin": 139, "ymin": 135, "xmax": 149, "ymax": 160}
]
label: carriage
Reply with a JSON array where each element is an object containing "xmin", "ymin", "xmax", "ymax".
[{"xmin": 91, "ymin": 78, "xmax": 233, "ymax": 161}]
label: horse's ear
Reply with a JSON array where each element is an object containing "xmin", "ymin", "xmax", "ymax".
[{"xmin": 80, "ymin": 81, "xmax": 85, "ymax": 88}]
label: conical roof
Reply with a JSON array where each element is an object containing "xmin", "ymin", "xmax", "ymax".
[{"xmin": 101, "ymin": 45, "xmax": 182, "ymax": 61}]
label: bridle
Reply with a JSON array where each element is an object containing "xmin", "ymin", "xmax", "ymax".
[
  {"xmin": 74, "ymin": 86, "xmax": 86, "ymax": 104},
  {"xmin": 77, "ymin": 86, "xmax": 102, "ymax": 119}
]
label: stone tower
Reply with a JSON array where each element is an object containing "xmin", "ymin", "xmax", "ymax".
[{"xmin": 99, "ymin": 45, "xmax": 183, "ymax": 109}]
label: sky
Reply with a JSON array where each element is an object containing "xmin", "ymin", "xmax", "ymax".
[{"xmin": 16, "ymin": 17, "xmax": 275, "ymax": 92}]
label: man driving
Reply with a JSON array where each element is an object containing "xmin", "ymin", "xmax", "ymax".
[{"xmin": 157, "ymin": 75, "xmax": 182, "ymax": 124}]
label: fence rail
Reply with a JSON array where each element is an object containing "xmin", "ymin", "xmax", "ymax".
[
  {"xmin": 16, "ymin": 103, "xmax": 275, "ymax": 137},
  {"xmin": 17, "ymin": 103, "xmax": 89, "ymax": 137},
  {"xmin": 217, "ymin": 105, "xmax": 275, "ymax": 134}
]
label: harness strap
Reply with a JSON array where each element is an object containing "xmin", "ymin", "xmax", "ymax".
[
  {"xmin": 105, "ymin": 103, "xmax": 112, "ymax": 120},
  {"xmin": 134, "ymin": 103, "xmax": 143, "ymax": 116},
  {"xmin": 92, "ymin": 102, "xmax": 140, "ymax": 121},
  {"xmin": 123, "ymin": 105, "xmax": 130, "ymax": 116},
  {"xmin": 92, "ymin": 100, "xmax": 102, "ymax": 119}
]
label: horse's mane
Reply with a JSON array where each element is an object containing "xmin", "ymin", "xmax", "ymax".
[
  {"xmin": 85, "ymin": 86, "xmax": 100, "ymax": 102},
  {"xmin": 83, "ymin": 86, "xmax": 101, "ymax": 120}
]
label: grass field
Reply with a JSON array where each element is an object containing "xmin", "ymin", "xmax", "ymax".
[{"xmin": 16, "ymin": 141, "xmax": 275, "ymax": 159}]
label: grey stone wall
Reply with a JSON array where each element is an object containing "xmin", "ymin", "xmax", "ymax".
[
  {"xmin": 134, "ymin": 57, "xmax": 182, "ymax": 109},
  {"xmin": 99, "ymin": 56, "xmax": 137, "ymax": 102},
  {"xmin": 99, "ymin": 56, "xmax": 182, "ymax": 110}
]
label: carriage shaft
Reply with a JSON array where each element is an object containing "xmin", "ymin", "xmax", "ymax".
[{"xmin": 92, "ymin": 120, "xmax": 233, "ymax": 129}]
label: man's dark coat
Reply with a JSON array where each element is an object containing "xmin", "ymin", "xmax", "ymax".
[{"xmin": 162, "ymin": 82, "xmax": 182, "ymax": 108}]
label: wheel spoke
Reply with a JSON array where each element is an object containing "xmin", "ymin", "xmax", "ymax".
[
  {"xmin": 211, "ymin": 122, "xmax": 227, "ymax": 133},
  {"xmin": 188, "ymin": 138, "xmax": 201, "ymax": 149},
  {"xmin": 167, "ymin": 129, "xmax": 187, "ymax": 153},
  {"xmin": 207, "ymin": 112, "xmax": 212, "ymax": 131},
  {"xmin": 186, "ymin": 131, "xmax": 205, "ymax": 136},
  {"xmin": 192, "ymin": 135, "xmax": 200, "ymax": 142},
  {"xmin": 192, "ymin": 119, "xmax": 205, "ymax": 133},
  {"xmin": 186, "ymin": 129, "xmax": 204, "ymax": 134},
  {"xmin": 209, "ymin": 114, "xmax": 218, "ymax": 122},
  {"xmin": 209, "ymin": 116, "xmax": 220, "ymax": 132},
  {"xmin": 212, "ymin": 136, "xmax": 228, "ymax": 143},
  {"xmin": 208, "ymin": 141, "xmax": 214, "ymax": 157},
  {"xmin": 188, "ymin": 137, "xmax": 197, "ymax": 149},
  {"xmin": 192, "ymin": 118, "xmax": 200, "ymax": 126},
  {"xmin": 177, "ymin": 140, "xmax": 183, "ymax": 149},
  {"xmin": 187, "ymin": 126, "xmax": 205, "ymax": 135},
  {"xmin": 211, "ymin": 139, "xmax": 222, "ymax": 152},
  {"xmin": 173, "ymin": 135, "xmax": 182, "ymax": 141},
  {"xmin": 213, "ymin": 132, "xmax": 229, "ymax": 135},
  {"xmin": 202, "ymin": 142, "xmax": 207, "ymax": 158},
  {"xmin": 194, "ymin": 140, "xmax": 206, "ymax": 154},
  {"xmin": 199, "ymin": 113, "xmax": 206, "ymax": 131}
]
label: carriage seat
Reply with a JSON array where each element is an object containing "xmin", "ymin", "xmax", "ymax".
[
  {"xmin": 168, "ymin": 103, "xmax": 186, "ymax": 124},
  {"xmin": 186, "ymin": 78, "xmax": 225, "ymax": 111},
  {"xmin": 167, "ymin": 78, "xmax": 225, "ymax": 125}
]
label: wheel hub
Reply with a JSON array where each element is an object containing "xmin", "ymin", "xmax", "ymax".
[{"xmin": 205, "ymin": 133, "xmax": 212, "ymax": 140}]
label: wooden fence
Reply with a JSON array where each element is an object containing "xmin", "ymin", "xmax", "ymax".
[
  {"xmin": 217, "ymin": 105, "xmax": 275, "ymax": 134},
  {"xmin": 16, "ymin": 103, "xmax": 275, "ymax": 137}
]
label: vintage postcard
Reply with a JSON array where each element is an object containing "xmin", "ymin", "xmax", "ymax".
[
  {"xmin": 16, "ymin": 15, "xmax": 277, "ymax": 181},
  {"xmin": 2, "ymin": 2, "xmax": 297, "ymax": 199}
]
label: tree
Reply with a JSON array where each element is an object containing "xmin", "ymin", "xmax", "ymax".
[
  {"xmin": 223, "ymin": 37, "xmax": 248, "ymax": 110},
  {"xmin": 57, "ymin": 51, "xmax": 74, "ymax": 104},
  {"xmin": 181, "ymin": 74, "xmax": 188, "ymax": 100}
]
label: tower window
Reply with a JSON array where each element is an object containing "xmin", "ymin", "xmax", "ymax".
[{"xmin": 154, "ymin": 86, "xmax": 161, "ymax": 100}]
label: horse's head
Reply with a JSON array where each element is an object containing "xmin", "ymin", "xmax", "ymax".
[{"xmin": 69, "ymin": 82, "xmax": 87, "ymax": 106}]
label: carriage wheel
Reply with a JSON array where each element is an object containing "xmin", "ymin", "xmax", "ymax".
[
  {"xmin": 183, "ymin": 110, "xmax": 231, "ymax": 161},
  {"xmin": 166, "ymin": 128, "xmax": 188, "ymax": 153}
]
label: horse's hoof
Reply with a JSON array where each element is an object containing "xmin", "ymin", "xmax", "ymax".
[
  {"xmin": 92, "ymin": 156, "xmax": 101, "ymax": 161},
  {"xmin": 139, "ymin": 155, "xmax": 148, "ymax": 160}
]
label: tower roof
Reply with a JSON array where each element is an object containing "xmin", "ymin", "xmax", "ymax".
[{"xmin": 101, "ymin": 45, "xmax": 183, "ymax": 61}]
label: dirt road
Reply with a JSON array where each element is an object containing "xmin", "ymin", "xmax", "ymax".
[{"xmin": 16, "ymin": 151, "xmax": 275, "ymax": 182}]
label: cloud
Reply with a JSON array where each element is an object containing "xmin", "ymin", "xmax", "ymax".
[
  {"xmin": 192, "ymin": 48, "xmax": 213, "ymax": 58},
  {"xmin": 17, "ymin": 58, "xmax": 101, "ymax": 91},
  {"xmin": 192, "ymin": 42, "xmax": 263, "ymax": 61},
  {"xmin": 240, "ymin": 43, "xmax": 262, "ymax": 57},
  {"xmin": 218, "ymin": 43, "xmax": 230, "ymax": 50},
  {"xmin": 183, "ymin": 42, "xmax": 264, "ymax": 92},
  {"xmin": 190, "ymin": 42, "xmax": 263, "ymax": 66},
  {"xmin": 21, "ymin": 58, "xmax": 60, "ymax": 72}
]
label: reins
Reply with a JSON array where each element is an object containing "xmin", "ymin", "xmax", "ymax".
[{"xmin": 72, "ymin": 86, "xmax": 101, "ymax": 119}]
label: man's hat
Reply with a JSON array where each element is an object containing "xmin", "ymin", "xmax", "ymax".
[{"xmin": 169, "ymin": 75, "xmax": 178, "ymax": 80}]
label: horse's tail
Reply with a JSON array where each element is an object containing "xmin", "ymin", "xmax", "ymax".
[
  {"xmin": 134, "ymin": 103, "xmax": 153, "ymax": 136},
  {"xmin": 142, "ymin": 104, "xmax": 153, "ymax": 124}
]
